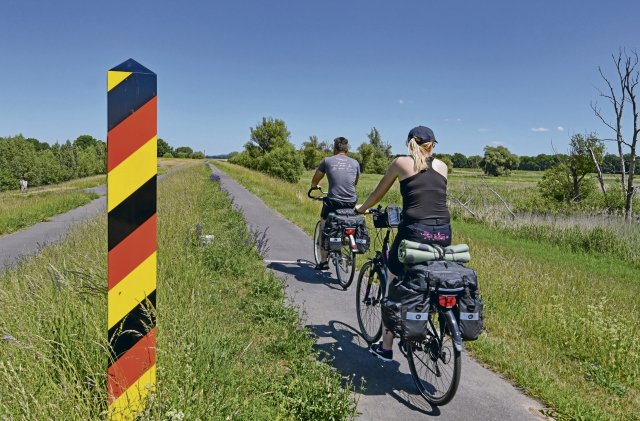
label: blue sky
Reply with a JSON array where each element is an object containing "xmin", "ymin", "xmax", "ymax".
[{"xmin": 1, "ymin": 1, "xmax": 638, "ymax": 156}]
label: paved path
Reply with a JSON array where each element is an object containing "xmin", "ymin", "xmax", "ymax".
[
  {"xmin": 211, "ymin": 163, "xmax": 548, "ymax": 421},
  {"xmin": 0, "ymin": 172, "xmax": 170, "ymax": 271}
]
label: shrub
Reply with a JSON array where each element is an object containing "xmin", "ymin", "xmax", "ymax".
[
  {"xmin": 162, "ymin": 152, "xmax": 174, "ymax": 158},
  {"xmin": 257, "ymin": 146, "xmax": 304, "ymax": 183}
]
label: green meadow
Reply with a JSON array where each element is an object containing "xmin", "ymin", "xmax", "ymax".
[
  {"xmin": 215, "ymin": 161, "xmax": 640, "ymax": 421},
  {"xmin": 0, "ymin": 164, "xmax": 355, "ymax": 420}
]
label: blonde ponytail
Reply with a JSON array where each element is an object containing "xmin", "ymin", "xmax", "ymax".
[{"xmin": 407, "ymin": 137, "xmax": 434, "ymax": 171}]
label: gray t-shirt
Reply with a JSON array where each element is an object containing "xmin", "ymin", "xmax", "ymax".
[{"xmin": 317, "ymin": 154, "xmax": 360, "ymax": 202}]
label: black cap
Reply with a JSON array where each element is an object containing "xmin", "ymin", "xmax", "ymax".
[{"xmin": 407, "ymin": 126, "xmax": 437, "ymax": 144}]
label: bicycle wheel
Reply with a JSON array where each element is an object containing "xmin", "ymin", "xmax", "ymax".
[
  {"xmin": 313, "ymin": 220, "xmax": 322, "ymax": 265},
  {"xmin": 334, "ymin": 243, "xmax": 356, "ymax": 289},
  {"xmin": 406, "ymin": 313, "xmax": 461, "ymax": 406},
  {"xmin": 355, "ymin": 261, "xmax": 383, "ymax": 343}
]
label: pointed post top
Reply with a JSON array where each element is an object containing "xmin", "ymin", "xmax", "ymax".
[{"xmin": 110, "ymin": 58, "xmax": 155, "ymax": 75}]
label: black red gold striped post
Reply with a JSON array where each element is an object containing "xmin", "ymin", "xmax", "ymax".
[{"xmin": 107, "ymin": 59, "xmax": 157, "ymax": 420}]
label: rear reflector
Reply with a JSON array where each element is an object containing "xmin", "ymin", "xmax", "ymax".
[{"xmin": 438, "ymin": 295, "xmax": 457, "ymax": 308}]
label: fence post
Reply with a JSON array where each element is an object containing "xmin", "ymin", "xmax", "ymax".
[{"xmin": 106, "ymin": 58, "xmax": 157, "ymax": 420}]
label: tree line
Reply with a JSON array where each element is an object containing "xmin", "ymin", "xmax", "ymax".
[
  {"xmin": 0, "ymin": 135, "xmax": 203, "ymax": 191},
  {"xmin": 0, "ymin": 134, "xmax": 106, "ymax": 190}
]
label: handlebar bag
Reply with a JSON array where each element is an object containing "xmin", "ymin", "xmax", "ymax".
[{"xmin": 373, "ymin": 205, "xmax": 402, "ymax": 228}]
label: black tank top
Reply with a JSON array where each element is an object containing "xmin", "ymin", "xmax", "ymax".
[{"xmin": 399, "ymin": 157, "xmax": 450, "ymax": 224}]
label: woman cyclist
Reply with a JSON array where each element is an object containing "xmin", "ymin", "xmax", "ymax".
[{"xmin": 355, "ymin": 125, "xmax": 452, "ymax": 361}]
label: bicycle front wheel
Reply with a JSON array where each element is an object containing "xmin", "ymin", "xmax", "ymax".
[
  {"xmin": 313, "ymin": 220, "xmax": 322, "ymax": 265},
  {"xmin": 334, "ymin": 244, "xmax": 356, "ymax": 289},
  {"xmin": 406, "ymin": 313, "xmax": 461, "ymax": 406},
  {"xmin": 355, "ymin": 261, "xmax": 383, "ymax": 343}
]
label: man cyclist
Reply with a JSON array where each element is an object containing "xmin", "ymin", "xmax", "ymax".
[{"xmin": 310, "ymin": 137, "xmax": 360, "ymax": 270}]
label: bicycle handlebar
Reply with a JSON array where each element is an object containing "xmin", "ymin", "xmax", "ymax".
[{"xmin": 307, "ymin": 186, "xmax": 327, "ymax": 201}]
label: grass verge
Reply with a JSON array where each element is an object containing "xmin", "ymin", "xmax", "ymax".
[
  {"xmin": 0, "ymin": 163, "xmax": 355, "ymax": 420},
  {"xmin": 215, "ymin": 161, "xmax": 640, "ymax": 421},
  {"xmin": 0, "ymin": 190, "xmax": 99, "ymax": 235}
]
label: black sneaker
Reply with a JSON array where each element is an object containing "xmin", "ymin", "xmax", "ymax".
[
  {"xmin": 314, "ymin": 261, "xmax": 330, "ymax": 271},
  {"xmin": 369, "ymin": 342, "xmax": 393, "ymax": 362}
]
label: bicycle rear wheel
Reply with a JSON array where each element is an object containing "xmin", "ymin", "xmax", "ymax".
[
  {"xmin": 313, "ymin": 220, "xmax": 322, "ymax": 265},
  {"xmin": 406, "ymin": 313, "xmax": 461, "ymax": 406},
  {"xmin": 355, "ymin": 261, "xmax": 383, "ymax": 343},
  {"xmin": 334, "ymin": 244, "xmax": 356, "ymax": 289}
]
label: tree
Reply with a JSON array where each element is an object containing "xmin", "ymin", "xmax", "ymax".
[
  {"xmin": 157, "ymin": 138, "xmax": 173, "ymax": 157},
  {"xmin": 451, "ymin": 153, "xmax": 468, "ymax": 169},
  {"xmin": 257, "ymin": 144, "xmax": 304, "ymax": 183},
  {"xmin": 301, "ymin": 135, "xmax": 325, "ymax": 169},
  {"xmin": 480, "ymin": 145, "xmax": 519, "ymax": 176},
  {"xmin": 358, "ymin": 127, "xmax": 392, "ymax": 174},
  {"xmin": 25, "ymin": 137, "xmax": 50, "ymax": 151},
  {"xmin": 565, "ymin": 133, "xmax": 604, "ymax": 201},
  {"xmin": 247, "ymin": 117, "xmax": 291, "ymax": 154},
  {"xmin": 592, "ymin": 49, "xmax": 639, "ymax": 219},
  {"xmin": 175, "ymin": 146, "xmax": 193, "ymax": 157},
  {"xmin": 74, "ymin": 135, "xmax": 100, "ymax": 149},
  {"xmin": 467, "ymin": 155, "xmax": 482, "ymax": 169}
]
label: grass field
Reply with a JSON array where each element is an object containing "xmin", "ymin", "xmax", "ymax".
[
  {"xmin": 215, "ymin": 161, "xmax": 640, "ymax": 421},
  {"xmin": 0, "ymin": 164, "xmax": 355, "ymax": 420},
  {"xmin": 0, "ymin": 158, "xmax": 197, "ymax": 236}
]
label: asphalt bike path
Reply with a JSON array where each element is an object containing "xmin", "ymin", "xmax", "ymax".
[
  {"xmin": 210, "ymin": 163, "xmax": 548, "ymax": 421},
  {"xmin": 0, "ymin": 172, "xmax": 168, "ymax": 271}
]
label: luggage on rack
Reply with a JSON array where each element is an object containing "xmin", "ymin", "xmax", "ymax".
[
  {"xmin": 382, "ymin": 260, "xmax": 484, "ymax": 342},
  {"xmin": 321, "ymin": 209, "xmax": 370, "ymax": 253}
]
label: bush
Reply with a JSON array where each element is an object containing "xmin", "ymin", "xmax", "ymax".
[
  {"xmin": 162, "ymin": 152, "xmax": 174, "ymax": 158},
  {"xmin": 229, "ymin": 151, "xmax": 257, "ymax": 169},
  {"xmin": 539, "ymin": 163, "xmax": 596, "ymax": 203},
  {"xmin": 257, "ymin": 146, "xmax": 304, "ymax": 183}
]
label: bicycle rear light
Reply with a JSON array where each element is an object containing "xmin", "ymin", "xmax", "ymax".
[
  {"xmin": 438, "ymin": 295, "xmax": 457, "ymax": 308},
  {"xmin": 344, "ymin": 228, "xmax": 355, "ymax": 236}
]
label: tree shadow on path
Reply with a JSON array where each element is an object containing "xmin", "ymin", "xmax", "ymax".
[{"xmin": 307, "ymin": 320, "xmax": 441, "ymax": 417}]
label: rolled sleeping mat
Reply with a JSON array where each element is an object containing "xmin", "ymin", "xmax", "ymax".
[{"xmin": 399, "ymin": 240, "xmax": 471, "ymax": 264}]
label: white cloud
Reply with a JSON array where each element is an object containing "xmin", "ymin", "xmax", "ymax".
[
  {"xmin": 398, "ymin": 99, "xmax": 405, "ymax": 105},
  {"xmin": 531, "ymin": 127, "xmax": 549, "ymax": 132},
  {"xmin": 557, "ymin": 126, "xmax": 565, "ymax": 132},
  {"xmin": 477, "ymin": 128, "xmax": 489, "ymax": 133},
  {"xmin": 490, "ymin": 141, "xmax": 503, "ymax": 146}
]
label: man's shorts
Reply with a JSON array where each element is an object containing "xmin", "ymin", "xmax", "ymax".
[{"xmin": 321, "ymin": 197, "xmax": 357, "ymax": 219}]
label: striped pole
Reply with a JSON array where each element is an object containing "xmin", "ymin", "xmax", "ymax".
[{"xmin": 107, "ymin": 59, "xmax": 157, "ymax": 420}]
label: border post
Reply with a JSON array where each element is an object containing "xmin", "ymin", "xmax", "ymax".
[{"xmin": 106, "ymin": 58, "xmax": 157, "ymax": 420}]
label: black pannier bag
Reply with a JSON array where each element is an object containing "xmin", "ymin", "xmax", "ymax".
[
  {"xmin": 322, "ymin": 209, "xmax": 369, "ymax": 253},
  {"xmin": 423, "ymin": 260, "xmax": 484, "ymax": 341},
  {"xmin": 322, "ymin": 214, "xmax": 343, "ymax": 251},
  {"xmin": 456, "ymin": 274, "xmax": 484, "ymax": 341},
  {"xmin": 381, "ymin": 275, "xmax": 430, "ymax": 342}
]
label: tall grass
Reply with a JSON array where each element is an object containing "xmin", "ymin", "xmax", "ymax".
[
  {"xmin": 215, "ymin": 161, "xmax": 640, "ymax": 421},
  {"xmin": 0, "ymin": 191, "xmax": 99, "ymax": 235},
  {"xmin": 0, "ymin": 164, "xmax": 355, "ymax": 420}
]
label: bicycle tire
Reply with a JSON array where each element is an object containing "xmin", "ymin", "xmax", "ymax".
[
  {"xmin": 406, "ymin": 314, "xmax": 461, "ymax": 406},
  {"xmin": 335, "ymin": 244, "xmax": 356, "ymax": 289},
  {"xmin": 313, "ymin": 220, "xmax": 322, "ymax": 265},
  {"xmin": 355, "ymin": 261, "xmax": 383, "ymax": 343}
]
